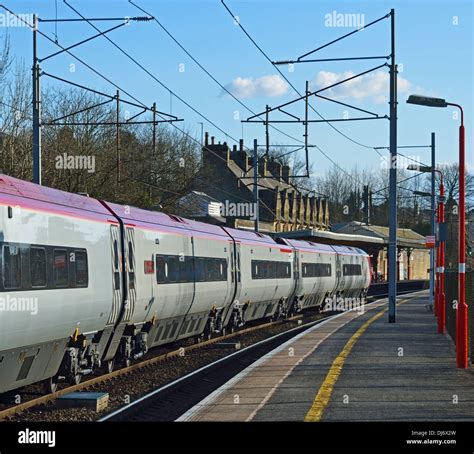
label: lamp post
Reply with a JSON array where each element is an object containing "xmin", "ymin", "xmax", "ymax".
[
  {"xmin": 434, "ymin": 170, "xmax": 446, "ymax": 334},
  {"xmin": 407, "ymin": 94, "xmax": 467, "ymax": 368},
  {"xmin": 407, "ymin": 134, "xmax": 436, "ymax": 315}
]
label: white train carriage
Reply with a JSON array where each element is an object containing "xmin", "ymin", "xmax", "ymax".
[
  {"xmin": 0, "ymin": 173, "xmax": 373, "ymax": 395},
  {"xmin": 277, "ymin": 238, "xmax": 338, "ymax": 311},
  {"xmin": 103, "ymin": 204, "xmax": 236, "ymax": 353},
  {"xmin": 0, "ymin": 176, "xmax": 115, "ymax": 393},
  {"xmin": 332, "ymin": 245, "xmax": 371, "ymax": 299},
  {"xmin": 223, "ymin": 228, "xmax": 296, "ymax": 323}
]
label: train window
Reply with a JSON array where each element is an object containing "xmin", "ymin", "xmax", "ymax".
[
  {"xmin": 30, "ymin": 247, "xmax": 46, "ymax": 288},
  {"xmin": 128, "ymin": 242, "xmax": 134, "ymax": 270},
  {"xmin": 128, "ymin": 241, "xmax": 135, "ymax": 290},
  {"xmin": 155, "ymin": 254, "xmax": 226, "ymax": 283},
  {"xmin": 166, "ymin": 256, "xmax": 179, "ymax": 283},
  {"xmin": 343, "ymin": 264, "xmax": 362, "ymax": 276},
  {"xmin": 156, "ymin": 255, "xmax": 167, "ymax": 284},
  {"xmin": 251, "ymin": 260, "xmax": 291, "ymax": 280},
  {"xmin": 300, "ymin": 262, "xmax": 331, "ymax": 278},
  {"xmin": 113, "ymin": 240, "xmax": 119, "ymax": 270},
  {"xmin": 279, "ymin": 262, "xmax": 290, "ymax": 278},
  {"xmin": 252, "ymin": 262, "xmax": 258, "ymax": 279},
  {"xmin": 53, "ymin": 249, "xmax": 68, "ymax": 287},
  {"xmin": 194, "ymin": 257, "xmax": 204, "ymax": 282},
  {"xmin": 4, "ymin": 244, "xmax": 21, "ymax": 289},
  {"xmin": 75, "ymin": 250, "xmax": 88, "ymax": 287},
  {"xmin": 178, "ymin": 256, "xmax": 188, "ymax": 283}
]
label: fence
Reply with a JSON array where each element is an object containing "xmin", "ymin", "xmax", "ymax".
[{"xmin": 444, "ymin": 270, "xmax": 474, "ymax": 364}]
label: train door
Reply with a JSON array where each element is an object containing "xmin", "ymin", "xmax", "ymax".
[
  {"xmin": 123, "ymin": 227, "xmax": 136, "ymax": 322},
  {"xmin": 108, "ymin": 224, "xmax": 123, "ymax": 326},
  {"xmin": 286, "ymin": 248, "xmax": 299, "ymax": 314},
  {"xmin": 335, "ymin": 253, "xmax": 342, "ymax": 294},
  {"xmin": 234, "ymin": 242, "xmax": 242, "ymax": 301}
]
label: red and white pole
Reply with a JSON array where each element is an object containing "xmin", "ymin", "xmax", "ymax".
[
  {"xmin": 438, "ymin": 178, "xmax": 446, "ymax": 334},
  {"xmin": 435, "ymin": 198, "xmax": 440, "ymax": 318},
  {"xmin": 449, "ymin": 104, "xmax": 468, "ymax": 368}
]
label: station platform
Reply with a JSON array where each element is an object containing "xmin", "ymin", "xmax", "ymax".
[{"xmin": 178, "ymin": 291, "xmax": 474, "ymax": 422}]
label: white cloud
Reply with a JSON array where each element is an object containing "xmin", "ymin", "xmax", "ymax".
[
  {"xmin": 312, "ymin": 70, "xmax": 413, "ymax": 104},
  {"xmin": 225, "ymin": 75, "xmax": 288, "ymax": 99}
]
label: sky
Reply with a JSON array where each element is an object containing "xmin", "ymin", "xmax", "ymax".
[{"xmin": 2, "ymin": 0, "xmax": 473, "ymax": 178}]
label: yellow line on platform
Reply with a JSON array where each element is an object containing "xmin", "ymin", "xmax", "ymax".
[{"xmin": 304, "ymin": 299, "xmax": 408, "ymax": 422}]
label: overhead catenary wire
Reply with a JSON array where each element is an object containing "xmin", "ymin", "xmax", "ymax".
[
  {"xmin": 128, "ymin": 0, "xmax": 313, "ymax": 149},
  {"xmin": 220, "ymin": 0, "xmax": 384, "ymax": 156},
  {"xmin": 219, "ymin": 1, "xmax": 373, "ymax": 183},
  {"xmin": 55, "ymin": 3, "xmax": 272, "ymax": 218},
  {"xmin": 63, "ymin": 0, "xmax": 245, "ymax": 150}
]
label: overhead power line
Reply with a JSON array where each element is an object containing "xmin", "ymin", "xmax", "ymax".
[
  {"xmin": 128, "ymin": 0, "xmax": 311, "ymax": 148},
  {"xmin": 220, "ymin": 0, "xmax": 382, "ymax": 153},
  {"xmin": 63, "ymin": 0, "xmax": 246, "ymax": 149}
]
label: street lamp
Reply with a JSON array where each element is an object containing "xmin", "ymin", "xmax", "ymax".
[
  {"xmin": 406, "ymin": 133, "xmax": 437, "ymax": 316},
  {"xmin": 407, "ymin": 94, "xmax": 467, "ymax": 368},
  {"xmin": 408, "ymin": 165, "xmax": 447, "ymax": 333},
  {"xmin": 407, "ymin": 163, "xmax": 438, "ymax": 315}
]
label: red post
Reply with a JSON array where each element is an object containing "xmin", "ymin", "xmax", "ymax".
[
  {"xmin": 435, "ymin": 202, "xmax": 440, "ymax": 318},
  {"xmin": 437, "ymin": 179, "xmax": 445, "ymax": 334},
  {"xmin": 452, "ymin": 108, "xmax": 468, "ymax": 368}
]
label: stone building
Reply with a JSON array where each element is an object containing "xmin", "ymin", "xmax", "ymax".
[{"xmin": 186, "ymin": 133, "xmax": 329, "ymax": 233}]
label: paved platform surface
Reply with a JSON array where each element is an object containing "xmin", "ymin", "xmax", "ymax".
[{"xmin": 178, "ymin": 291, "xmax": 474, "ymax": 422}]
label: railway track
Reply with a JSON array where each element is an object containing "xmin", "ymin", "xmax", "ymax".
[
  {"xmin": 0, "ymin": 281, "xmax": 427, "ymax": 422},
  {"xmin": 0, "ymin": 313, "xmax": 311, "ymax": 421},
  {"xmin": 100, "ymin": 312, "xmax": 339, "ymax": 422}
]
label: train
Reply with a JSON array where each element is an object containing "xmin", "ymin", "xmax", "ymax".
[{"xmin": 0, "ymin": 174, "xmax": 371, "ymax": 394}]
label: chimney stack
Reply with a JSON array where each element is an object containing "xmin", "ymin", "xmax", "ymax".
[
  {"xmin": 282, "ymin": 165, "xmax": 291, "ymax": 183},
  {"xmin": 239, "ymin": 139, "xmax": 244, "ymax": 152},
  {"xmin": 267, "ymin": 157, "xmax": 282, "ymax": 180},
  {"xmin": 258, "ymin": 155, "xmax": 268, "ymax": 177},
  {"xmin": 204, "ymin": 131, "xmax": 209, "ymax": 146},
  {"xmin": 211, "ymin": 136, "xmax": 215, "ymax": 145}
]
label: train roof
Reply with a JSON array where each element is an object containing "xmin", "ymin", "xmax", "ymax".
[
  {"xmin": 103, "ymin": 201, "xmax": 230, "ymax": 238},
  {"xmin": 222, "ymin": 226, "xmax": 277, "ymax": 245},
  {"xmin": 277, "ymin": 238, "xmax": 368, "ymax": 256},
  {"xmin": 331, "ymin": 244, "xmax": 368, "ymax": 256},
  {"xmin": 277, "ymin": 238, "xmax": 336, "ymax": 254},
  {"xmin": 0, "ymin": 174, "xmax": 112, "ymax": 221}
]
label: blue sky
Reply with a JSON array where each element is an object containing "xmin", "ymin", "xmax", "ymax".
[{"xmin": 3, "ymin": 0, "xmax": 473, "ymax": 176}]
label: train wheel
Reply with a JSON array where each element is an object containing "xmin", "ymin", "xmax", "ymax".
[
  {"xmin": 105, "ymin": 360, "xmax": 114, "ymax": 374},
  {"xmin": 45, "ymin": 377, "xmax": 58, "ymax": 394},
  {"xmin": 71, "ymin": 374, "xmax": 82, "ymax": 386}
]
